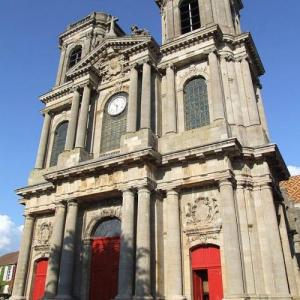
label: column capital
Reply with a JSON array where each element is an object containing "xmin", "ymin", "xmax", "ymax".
[
  {"xmin": 55, "ymin": 201, "xmax": 66, "ymax": 209},
  {"xmin": 219, "ymin": 178, "xmax": 233, "ymax": 187},
  {"xmin": 166, "ymin": 188, "xmax": 180, "ymax": 197},
  {"xmin": 137, "ymin": 185, "xmax": 151, "ymax": 195},
  {"xmin": 71, "ymin": 85, "xmax": 81, "ymax": 93},
  {"xmin": 167, "ymin": 63, "xmax": 176, "ymax": 71},
  {"xmin": 23, "ymin": 212, "xmax": 35, "ymax": 221},
  {"xmin": 82, "ymin": 238, "xmax": 92, "ymax": 246},
  {"xmin": 67, "ymin": 198, "xmax": 78, "ymax": 207}
]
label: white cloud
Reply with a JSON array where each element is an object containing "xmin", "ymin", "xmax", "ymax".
[
  {"xmin": 0, "ymin": 215, "xmax": 23, "ymax": 255},
  {"xmin": 288, "ymin": 165, "xmax": 300, "ymax": 176}
]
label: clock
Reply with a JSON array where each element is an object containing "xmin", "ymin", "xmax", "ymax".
[{"xmin": 107, "ymin": 95, "xmax": 127, "ymax": 116}]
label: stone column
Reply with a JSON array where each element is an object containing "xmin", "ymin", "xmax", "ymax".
[
  {"xmin": 278, "ymin": 205, "xmax": 299, "ymax": 297},
  {"xmin": 235, "ymin": 184, "xmax": 255, "ymax": 294},
  {"xmin": 75, "ymin": 84, "xmax": 92, "ymax": 148},
  {"xmin": 208, "ymin": 52, "xmax": 226, "ymax": 121},
  {"xmin": 56, "ymin": 200, "xmax": 79, "ymax": 299},
  {"xmin": 127, "ymin": 66, "xmax": 139, "ymax": 133},
  {"xmin": 219, "ymin": 179, "xmax": 244, "ymax": 296},
  {"xmin": 35, "ymin": 112, "xmax": 51, "ymax": 169},
  {"xmin": 224, "ymin": 0, "xmax": 235, "ymax": 30},
  {"xmin": 165, "ymin": 65, "xmax": 177, "ymax": 134},
  {"xmin": 227, "ymin": 59, "xmax": 243, "ymax": 125},
  {"xmin": 80, "ymin": 239, "xmax": 92, "ymax": 300},
  {"xmin": 241, "ymin": 58, "xmax": 260, "ymax": 125},
  {"xmin": 11, "ymin": 214, "xmax": 35, "ymax": 300},
  {"xmin": 166, "ymin": 190, "xmax": 184, "ymax": 299},
  {"xmin": 55, "ymin": 46, "xmax": 67, "ymax": 86},
  {"xmin": 135, "ymin": 186, "xmax": 152, "ymax": 299},
  {"xmin": 116, "ymin": 189, "xmax": 136, "ymax": 299},
  {"xmin": 165, "ymin": 0, "xmax": 175, "ymax": 41},
  {"xmin": 260, "ymin": 184, "xmax": 290, "ymax": 296},
  {"xmin": 44, "ymin": 203, "xmax": 66, "ymax": 299},
  {"xmin": 140, "ymin": 62, "xmax": 152, "ymax": 130},
  {"xmin": 252, "ymin": 186, "xmax": 275, "ymax": 294},
  {"xmin": 65, "ymin": 89, "xmax": 81, "ymax": 151}
]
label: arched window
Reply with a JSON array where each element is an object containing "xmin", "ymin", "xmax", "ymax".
[
  {"xmin": 50, "ymin": 121, "xmax": 68, "ymax": 167},
  {"xmin": 93, "ymin": 218, "xmax": 121, "ymax": 238},
  {"xmin": 180, "ymin": 0, "xmax": 201, "ymax": 34},
  {"xmin": 101, "ymin": 92, "xmax": 128, "ymax": 153},
  {"xmin": 68, "ymin": 46, "xmax": 82, "ymax": 69},
  {"xmin": 184, "ymin": 77, "xmax": 210, "ymax": 130}
]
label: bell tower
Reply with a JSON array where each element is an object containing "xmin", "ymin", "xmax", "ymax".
[{"xmin": 156, "ymin": 0, "xmax": 243, "ymax": 43}]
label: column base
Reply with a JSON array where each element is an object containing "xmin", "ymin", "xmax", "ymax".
[
  {"xmin": 165, "ymin": 296, "xmax": 186, "ymax": 300},
  {"xmin": 133, "ymin": 296, "xmax": 153, "ymax": 300},
  {"xmin": 55, "ymin": 295, "xmax": 74, "ymax": 300},
  {"xmin": 115, "ymin": 297, "xmax": 133, "ymax": 300}
]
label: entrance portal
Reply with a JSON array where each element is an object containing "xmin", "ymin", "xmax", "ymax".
[
  {"xmin": 89, "ymin": 218, "xmax": 121, "ymax": 300},
  {"xmin": 32, "ymin": 258, "xmax": 48, "ymax": 300},
  {"xmin": 191, "ymin": 245, "xmax": 223, "ymax": 300}
]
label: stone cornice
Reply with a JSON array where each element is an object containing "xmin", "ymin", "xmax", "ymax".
[
  {"xmin": 16, "ymin": 181, "xmax": 55, "ymax": 198},
  {"xmin": 39, "ymin": 82, "xmax": 73, "ymax": 104},
  {"xmin": 44, "ymin": 148, "xmax": 161, "ymax": 182},
  {"xmin": 67, "ymin": 36, "xmax": 160, "ymax": 76},
  {"xmin": 161, "ymin": 138, "xmax": 241, "ymax": 165},
  {"xmin": 160, "ymin": 24, "xmax": 221, "ymax": 55},
  {"xmin": 228, "ymin": 32, "xmax": 265, "ymax": 76}
]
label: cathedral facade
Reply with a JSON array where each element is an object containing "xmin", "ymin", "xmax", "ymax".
[{"xmin": 11, "ymin": 1, "xmax": 300, "ymax": 300}]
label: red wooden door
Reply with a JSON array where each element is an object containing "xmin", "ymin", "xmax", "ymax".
[
  {"xmin": 191, "ymin": 246, "xmax": 223, "ymax": 300},
  {"xmin": 90, "ymin": 237, "xmax": 120, "ymax": 300},
  {"xmin": 32, "ymin": 259, "xmax": 48, "ymax": 300}
]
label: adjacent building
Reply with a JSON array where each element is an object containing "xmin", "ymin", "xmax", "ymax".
[
  {"xmin": 281, "ymin": 176, "xmax": 300, "ymax": 272},
  {"xmin": 0, "ymin": 252, "xmax": 18, "ymax": 299},
  {"xmin": 11, "ymin": 1, "xmax": 300, "ymax": 300}
]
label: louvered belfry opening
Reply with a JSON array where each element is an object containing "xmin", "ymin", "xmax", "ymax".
[
  {"xmin": 180, "ymin": 0, "xmax": 201, "ymax": 34},
  {"xmin": 68, "ymin": 45, "xmax": 82, "ymax": 69}
]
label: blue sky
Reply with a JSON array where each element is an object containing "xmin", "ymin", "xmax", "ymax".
[{"xmin": 0, "ymin": 0, "xmax": 299, "ymax": 255}]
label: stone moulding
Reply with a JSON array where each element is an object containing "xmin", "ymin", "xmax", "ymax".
[
  {"xmin": 84, "ymin": 203, "xmax": 122, "ymax": 239},
  {"xmin": 184, "ymin": 226, "xmax": 221, "ymax": 247}
]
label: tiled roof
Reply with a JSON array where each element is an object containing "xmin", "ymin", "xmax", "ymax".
[
  {"xmin": 281, "ymin": 175, "xmax": 300, "ymax": 203},
  {"xmin": 0, "ymin": 251, "xmax": 19, "ymax": 266}
]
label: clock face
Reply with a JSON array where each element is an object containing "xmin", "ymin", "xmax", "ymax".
[{"xmin": 107, "ymin": 95, "xmax": 127, "ymax": 116}]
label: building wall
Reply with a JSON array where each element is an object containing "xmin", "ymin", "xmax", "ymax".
[{"xmin": 11, "ymin": 2, "xmax": 300, "ymax": 300}]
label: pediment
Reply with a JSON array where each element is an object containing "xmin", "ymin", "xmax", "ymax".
[{"xmin": 66, "ymin": 35, "xmax": 157, "ymax": 80}]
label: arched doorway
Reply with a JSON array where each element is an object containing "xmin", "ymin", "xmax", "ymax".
[
  {"xmin": 90, "ymin": 218, "xmax": 121, "ymax": 300},
  {"xmin": 191, "ymin": 245, "xmax": 223, "ymax": 300},
  {"xmin": 32, "ymin": 258, "xmax": 48, "ymax": 300}
]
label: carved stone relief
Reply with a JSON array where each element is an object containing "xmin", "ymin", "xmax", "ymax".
[
  {"xmin": 177, "ymin": 63, "xmax": 209, "ymax": 91},
  {"xmin": 84, "ymin": 199, "xmax": 122, "ymax": 239},
  {"xmin": 185, "ymin": 196, "xmax": 220, "ymax": 227},
  {"xmin": 33, "ymin": 218, "xmax": 53, "ymax": 253},
  {"xmin": 181, "ymin": 188, "xmax": 221, "ymax": 247}
]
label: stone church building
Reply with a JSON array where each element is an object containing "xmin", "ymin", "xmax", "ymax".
[{"xmin": 11, "ymin": 1, "xmax": 300, "ymax": 300}]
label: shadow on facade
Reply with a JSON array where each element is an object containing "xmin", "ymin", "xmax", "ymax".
[{"xmin": 40, "ymin": 227, "xmax": 151, "ymax": 300}]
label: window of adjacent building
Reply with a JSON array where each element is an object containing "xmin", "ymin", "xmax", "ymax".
[
  {"xmin": 50, "ymin": 121, "xmax": 68, "ymax": 167},
  {"xmin": 184, "ymin": 77, "xmax": 210, "ymax": 130},
  {"xmin": 101, "ymin": 93, "xmax": 128, "ymax": 153},
  {"xmin": 180, "ymin": 0, "xmax": 201, "ymax": 34},
  {"xmin": 68, "ymin": 46, "xmax": 82, "ymax": 69},
  {"xmin": 3, "ymin": 285, "xmax": 9, "ymax": 294}
]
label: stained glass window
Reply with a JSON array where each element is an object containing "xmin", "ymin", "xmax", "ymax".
[
  {"xmin": 50, "ymin": 121, "xmax": 68, "ymax": 167},
  {"xmin": 180, "ymin": 0, "xmax": 201, "ymax": 34},
  {"xmin": 93, "ymin": 218, "xmax": 121, "ymax": 238},
  {"xmin": 184, "ymin": 77, "xmax": 210, "ymax": 130},
  {"xmin": 101, "ymin": 93, "xmax": 128, "ymax": 153},
  {"xmin": 68, "ymin": 46, "xmax": 82, "ymax": 69}
]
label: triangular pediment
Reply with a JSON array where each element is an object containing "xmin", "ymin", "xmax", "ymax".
[{"xmin": 66, "ymin": 35, "xmax": 157, "ymax": 79}]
